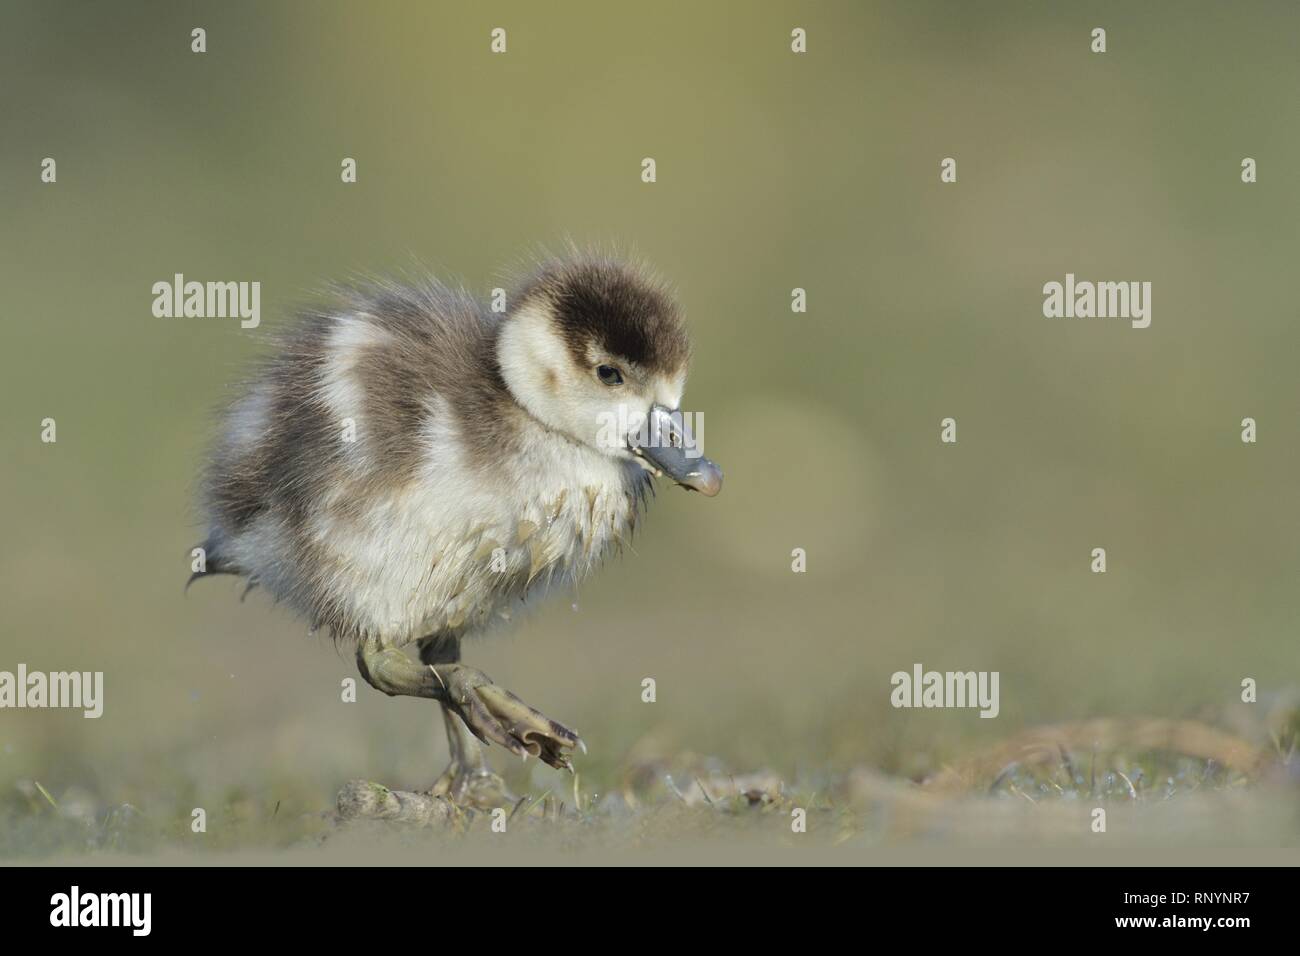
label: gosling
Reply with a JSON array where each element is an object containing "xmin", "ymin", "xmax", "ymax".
[{"xmin": 192, "ymin": 254, "xmax": 722, "ymax": 804}]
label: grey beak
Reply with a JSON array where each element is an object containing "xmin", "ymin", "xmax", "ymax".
[{"xmin": 630, "ymin": 404, "xmax": 723, "ymax": 497}]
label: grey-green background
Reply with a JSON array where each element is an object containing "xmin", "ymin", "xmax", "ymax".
[{"xmin": 1, "ymin": 1, "xmax": 1297, "ymax": 848}]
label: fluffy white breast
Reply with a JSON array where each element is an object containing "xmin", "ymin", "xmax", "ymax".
[{"xmin": 307, "ymin": 393, "xmax": 643, "ymax": 643}]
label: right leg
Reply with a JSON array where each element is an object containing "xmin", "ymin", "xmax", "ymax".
[{"xmin": 418, "ymin": 633, "xmax": 512, "ymax": 808}]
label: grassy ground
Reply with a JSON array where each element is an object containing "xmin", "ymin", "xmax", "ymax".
[{"xmin": 5, "ymin": 709, "xmax": 1297, "ymax": 862}]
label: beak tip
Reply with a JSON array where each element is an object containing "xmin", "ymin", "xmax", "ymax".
[{"xmin": 688, "ymin": 463, "xmax": 723, "ymax": 497}]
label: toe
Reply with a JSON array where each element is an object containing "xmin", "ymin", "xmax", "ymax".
[
  {"xmin": 476, "ymin": 684, "xmax": 583, "ymax": 770},
  {"xmin": 458, "ymin": 690, "xmax": 529, "ymax": 758}
]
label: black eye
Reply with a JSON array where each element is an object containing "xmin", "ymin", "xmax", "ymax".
[{"xmin": 596, "ymin": 365, "xmax": 624, "ymax": 386}]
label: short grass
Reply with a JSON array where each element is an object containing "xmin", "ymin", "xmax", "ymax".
[{"xmin": 4, "ymin": 711, "xmax": 1297, "ymax": 862}]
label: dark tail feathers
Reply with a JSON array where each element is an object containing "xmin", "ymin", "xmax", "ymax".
[{"xmin": 184, "ymin": 539, "xmax": 242, "ymax": 593}]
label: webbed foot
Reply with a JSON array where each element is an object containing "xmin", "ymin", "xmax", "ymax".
[{"xmin": 432, "ymin": 664, "xmax": 585, "ymax": 771}]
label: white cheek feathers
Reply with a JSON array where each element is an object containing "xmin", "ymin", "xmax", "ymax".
[
  {"xmin": 498, "ymin": 304, "xmax": 634, "ymax": 454},
  {"xmin": 652, "ymin": 372, "xmax": 687, "ymax": 411},
  {"xmin": 496, "ymin": 303, "xmax": 577, "ymax": 426}
]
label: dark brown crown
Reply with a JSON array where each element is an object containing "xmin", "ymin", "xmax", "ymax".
[{"xmin": 517, "ymin": 258, "xmax": 690, "ymax": 376}]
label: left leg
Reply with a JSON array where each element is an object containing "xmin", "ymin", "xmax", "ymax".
[{"xmin": 354, "ymin": 636, "xmax": 581, "ymax": 767}]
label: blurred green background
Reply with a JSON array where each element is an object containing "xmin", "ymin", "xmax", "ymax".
[{"xmin": 1, "ymin": 1, "xmax": 1297, "ymax": 836}]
